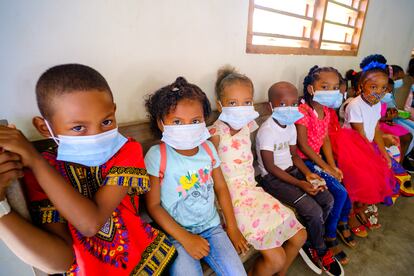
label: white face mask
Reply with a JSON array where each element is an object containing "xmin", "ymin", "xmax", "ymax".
[
  {"xmin": 161, "ymin": 122, "xmax": 211, "ymax": 150},
  {"xmin": 218, "ymin": 104, "xmax": 259, "ymax": 130},
  {"xmin": 44, "ymin": 120, "xmax": 127, "ymax": 167}
]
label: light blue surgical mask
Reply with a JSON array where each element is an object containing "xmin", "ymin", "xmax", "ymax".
[
  {"xmin": 312, "ymin": 89, "xmax": 343, "ymax": 108},
  {"xmin": 381, "ymin": 93, "xmax": 395, "ymax": 108},
  {"xmin": 161, "ymin": 122, "xmax": 210, "ymax": 150},
  {"xmin": 218, "ymin": 104, "xmax": 259, "ymax": 130},
  {"xmin": 271, "ymin": 105, "xmax": 304, "ymax": 126},
  {"xmin": 45, "ymin": 121, "xmax": 127, "ymax": 167},
  {"xmin": 394, "ymin": 78, "xmax": 403, "ymax": 89}
]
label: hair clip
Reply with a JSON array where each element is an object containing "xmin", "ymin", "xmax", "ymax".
[{"xmin": 362, "ymin": 61, "xmax": 387, "ymax": 72}]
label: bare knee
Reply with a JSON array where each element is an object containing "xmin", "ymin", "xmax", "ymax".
[
  {"xmin": 289, "ymin": 229, "xmax": 307, "ymax": 248},
  {"xmin": 261, "ymin": 248, "xmax": 286, "ymax": 273}
]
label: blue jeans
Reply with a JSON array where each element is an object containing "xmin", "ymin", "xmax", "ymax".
[
  {"xmin": 169, "ymin": 225, "xmax": 247, "ymax": 276},
  {"xmin": 304, "ymin": 160, "xmax": 351, "ymax": 239}
]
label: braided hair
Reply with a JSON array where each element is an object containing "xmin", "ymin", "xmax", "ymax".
[
  {"xmin": 145, "ymin": 77, "xmax": 211, "ymax": 138},
  {"xmin": 302, "ymin": 65, "xmax": 341, "ymax": 106}
]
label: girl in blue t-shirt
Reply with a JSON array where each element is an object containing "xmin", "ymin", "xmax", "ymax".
[{"xmin": 144, "ymin": 77, "xmax": 247, "ymax": 276}]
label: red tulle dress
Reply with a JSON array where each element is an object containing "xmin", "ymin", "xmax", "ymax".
[{"xmin": 328, "ymin": 108, "xmax": 394, "ymax": 204}]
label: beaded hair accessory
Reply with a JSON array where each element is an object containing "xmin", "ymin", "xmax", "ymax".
[{"xmin": 362, "ymin": 61, "xmax": 387, "ymax": 72}]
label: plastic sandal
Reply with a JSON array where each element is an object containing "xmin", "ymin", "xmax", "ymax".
[{"xmin": 337, "ymin": 224, "xmax": 357, "ymax": 247}]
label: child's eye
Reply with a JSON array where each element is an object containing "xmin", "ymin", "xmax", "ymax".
[
  {"xmin": 292, "ymin": 103, "xmax": 299, "ymax": 107},
  {"xmin": 321, "ymin": 85, "xmax": 328, "ymax": 90},
  {"xmin": 102, "ymin": 119, "xmax": 113, "ymax": 126},
  {"xmin": 280, "ymin": 102, "xmax": 286, "ymax": 107},
  {"xmin": 229, "ymin": 101, "xmax": 237, "ymax": 106},
  {"xmin": 172, "ymin": 120, "xmax": 182, "ymax": 125},
  {"xmin": 192, "ymin": 119, "xmax": 201, "ymax": 124},
  {"xmin": 72, "ymin": 125, "xmax": 85, "ymax": 132},
  {"xmin": 334, "ymin": 85, "xmax": 340, "ymax": 90},
  {"xmin": 245, "ymin": 101, "xmax": 253, "ymax": 106}
]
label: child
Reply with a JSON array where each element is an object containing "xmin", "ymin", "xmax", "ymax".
[
  {"xmin": 295, "ymin": 66, "xmax": 354, "ymax": 265},
  {"xmin": 209, "ymin": 67, "xmax": 306, "ymax": 276},
  {"xmin": 0, "ymin": 64, "xmax": 176, "ymax": 275},
  {"xmin": 144, "ymin": 77, "xmax": 247, "ymax": 275},
  {"xmin": 344, "ymin": 54, "xmax": 406, "ymax": 206},
  {"xmin": 255, "ymin": 81, "xmax": 344, "ymax": 276}
]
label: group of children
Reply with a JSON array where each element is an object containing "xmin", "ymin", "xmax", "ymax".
[{"xmin": 0, "ymin": 54, "xmax": 413, "ymax": 276}]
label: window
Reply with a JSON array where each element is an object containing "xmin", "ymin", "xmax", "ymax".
[{"xmin": 246, "ymin": 0, "xmax": 369, "ymax": 56}]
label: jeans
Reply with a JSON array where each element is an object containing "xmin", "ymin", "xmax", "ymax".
[
  {"xmin": 262, "ymin": 167, "xmax": 334, "ymax": 252},
  {"xmin": 304, "ymin": 160, "xmax": 351, "ymax": 239},
  {"xmin": 169, "ymin": 225, "xmax": 247, "ymax": 276}
]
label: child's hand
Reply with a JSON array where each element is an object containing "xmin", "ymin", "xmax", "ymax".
[
  {"xmin": 181, "ymin": 233, "xmax": 210, "ymax": 260},
  {"xmin": 226, "ymin": 225, "xmax": 249, "ymax": 254},
  {"xmin": 332, "ymin": 167, "xmax": 343, "ymax": 181},
  {"xmin": 305, "ymin": 173, "xmax": 322, "ymax": 182},
  {"xmin": 0, "ymin": 125, "xmax": 41, "ymax": 168},
  {"xmin": 298, "ymin": 180, "xmax": 319, "ymax": 196},
  {"xmin": 0, "ymin": 151, "xmax": 24, "ymax": 200}
]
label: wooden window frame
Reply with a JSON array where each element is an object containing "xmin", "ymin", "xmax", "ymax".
[{"xmin": 246, "ymin": 0, "xmax": 369, "ymax": 56}]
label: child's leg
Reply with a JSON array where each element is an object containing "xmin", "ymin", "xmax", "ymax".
[
  {"xmin": 169, "ymin": 238, "xmax": 203, "ymax": 276},
  {"xmin": 249, "ymin": 248, "xmax": 286, "ymax": 276},
  {"xmin": 400, "ymin": 133, "xmax": 413, "ymax": 160},
  {"xmin": 202, "ymin": 225, "xmax": 247, "ymax": 276},
  {"xmin": 280, "ymin": 229, "xmax": 307, "ymax": 276}
]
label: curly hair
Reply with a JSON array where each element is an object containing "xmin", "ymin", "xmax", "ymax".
[
  {"xmin": 359, "ymin": 54, "xmax": 388, "ymax": 85},
  {"xmin": 145, "ymin": 77, "xmax": 211, "ymax": 138},
  {"xmin": 215, "ymin": 65, "xmax": 253, "ymax": 100},
  {"xmin": 302, "ymin": 65, "xmax": 341, "ymax": 106},
  {"xmin": 345, "ymin": 69, "xmax": 361, "ymax": 91}
]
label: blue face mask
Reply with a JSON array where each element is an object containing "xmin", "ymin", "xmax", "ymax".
[
  {"xmin": 394, "ymin": 78, "xmax": 403, "ymax": 89},
  {"xmin": 312, "ymin": 90, "xmax": 343, "ymax": 109},
  {"xmin": 271, "ymin": 105, "xmax": 304, "ymax": 126},
  {"xmin": 381, "ymin": 93, "xmax": 395, "ymax": 107},
  {"xmin": 45, "ymin": 121, "xmax": 127, "ymax": 167}
]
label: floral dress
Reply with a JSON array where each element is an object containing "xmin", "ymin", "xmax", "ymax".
[{"xmin": 209, "ymin": 120, "xmax": 303, "ymax": 250}]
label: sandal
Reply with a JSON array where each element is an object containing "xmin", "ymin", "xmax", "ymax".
[
  {"xmin": 337, "ymin": 223, "xmax": 357, "ymax": 247},
  {"xmin": 348, "ymin": 209, "xmax": 368, "ymax": 238},
  {"xmin": 325, "ymin": 238, "xmax": 349, "ymax": 265},
  {"xmin": 358, "ymin": 205, "xmax": 381, "ymax": 230}
]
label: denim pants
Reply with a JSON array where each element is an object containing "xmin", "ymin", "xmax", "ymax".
[
  {"xmin": 304, "ymin": 160, "xmax": 352, "ymax": 239},
  {"xmin": 169, "ymin": 224, "xmax": 247, "ymax": 276},
  {"xmin": 262, "ymin": 167, "xmax": 334, "ymax": 253}
]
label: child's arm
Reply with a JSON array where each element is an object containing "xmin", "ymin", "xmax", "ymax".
[
  {"xmin": 145, "ymin": 175, "xmax": 210, "ymax": 260},
  {"xmin": 0, "ymin": 126, "xmax": 129, "ymax": 237},
  {"xmin": 261, "ymin": 149, "xmax": 320, "ymax": 195},
  {"xmin": 212, "ymin": 167, "xmax": 249, "ymax": 253},
  {"xmin": 295, "ymin": 124, "xmax": 337, "ymax": 177},
  {"xmin": 373, "ymin": 123, "xmax": 392, "ymax": 167},
  {"xmin": 0, "ymin": 152, "xmax": 73, "ymax": 273},
  {"xmin": 350, "ymin": 122, "xmax": 366, "ymax": 137},
  {"xmin": 321, "ymin": 136, "xmax": 343, "ymax": 181}
]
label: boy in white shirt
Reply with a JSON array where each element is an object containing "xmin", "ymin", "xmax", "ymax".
[{"xmin": 256, "ymin": 82, "xmax": 341, "ymax": 275}]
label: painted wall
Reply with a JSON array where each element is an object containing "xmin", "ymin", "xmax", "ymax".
[{"xmin": 0, "ymin": 0, "xmax": 413, "ymax": 141}]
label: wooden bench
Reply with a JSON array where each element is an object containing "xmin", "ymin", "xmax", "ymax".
[{"xmin": 21, "ymin": 102, "xmax": 271, "ymax": 275}]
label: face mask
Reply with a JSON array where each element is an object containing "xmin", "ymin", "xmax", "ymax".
[
  {"xmin": 312, "ymin": 89, "xmax": 343, "ymax": 108},
  {"xmin": 161, "ymin": 122, "xmax": 210, "ymax": 150},
  {"xmin": 362, "ymin": 92, "xmax": 383, "ymax": 106},
  {"xmin": 394, "ymin": 79, "xmax": 403, "ymax": 89},
  {"xmin": 271, "ymin": 105, "xmax": 304, "ymax": 126},
  {"xmin": 45, "ymin": 121, "xmax": 127, "ymax": 167},
  {"xmin": 218, "ymin": 104, "xmax": 259, "ymax": 130},
  {"xmin": 381, "ymin": 93, "xmax": 394, "ymax": 106}
]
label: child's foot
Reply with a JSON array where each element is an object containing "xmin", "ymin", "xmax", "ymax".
[
  {"xmin": 336, "ymin": 222, "xmax": 357, "ymax": 247},
  {"xmin": 299, "ymin": 242, "xmax": 322, "ymax": 274},
  {"xmin": 319, "ymin": 249, "xmax": 344, "ymax": 276},
  {"xmin": 358, "ymin": 205, "xmax": 381, "ymax": 230},
  {"xmin": 325, "ymin": 238, "xmax": 349, "ymax": 265}
]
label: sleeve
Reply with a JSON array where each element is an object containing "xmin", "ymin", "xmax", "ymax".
[
  {"xmin": 257, "ymin": 126, "xmax": 275, "ymax": 152},
  {"xmin": 144, "ymin": 145, "xmax": 161, "ymax": 177},
  {"xmin": 208, "ymin": 120, "xmax": 224, "ymax": 137},
  {"xmin": 102, "ymin": 140, "xmax": 150, "ymax": 195},
  {"xmin": 205, "ymin": 140, "xmax": 221, "ymax": 169},
  {"xmin": 346, "ymin": 101, "xmax": 363, "ymax": 123},
  {"xmin": 295, "ymin": 105, "xmax": 309, "ymax": 127},
  {"xmin": 289, "ymin": 126, "xmax": 297, "ymax": 146},
  {"xmin": 247, "ymin": 120, "xmax": 259, "ymax": 133},
  {"xmin": 23, "ymin": 152, "xmax": 66, "ymax": 225}
]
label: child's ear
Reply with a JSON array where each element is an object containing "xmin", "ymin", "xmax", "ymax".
[
  {"xmin": 216, "ymin": 100, "xmax": 222, "ymax": 112},
  {"xmin": 267, "ymin": 102, "xmax": 273, "ymax": 113},
  {"xmin": 306, "ymin": 84, "xmax": 314, "ymax": 95},
  {"xmin": 156, "ymin": 119, "xmax": 164, "ymax": 133},
  {"xmin": 32, "ymin": 116, "xmax": 52, "ymax": 138}
]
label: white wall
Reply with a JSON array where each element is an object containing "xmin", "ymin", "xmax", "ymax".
[{"xmin": 1, "ymin": 0, "xmax": 414, "ymax": 140}]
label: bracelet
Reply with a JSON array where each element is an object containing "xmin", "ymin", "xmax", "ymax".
[{"xmin": 0, "ymin": 198, "xmax": 11, "ymax": 218}]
